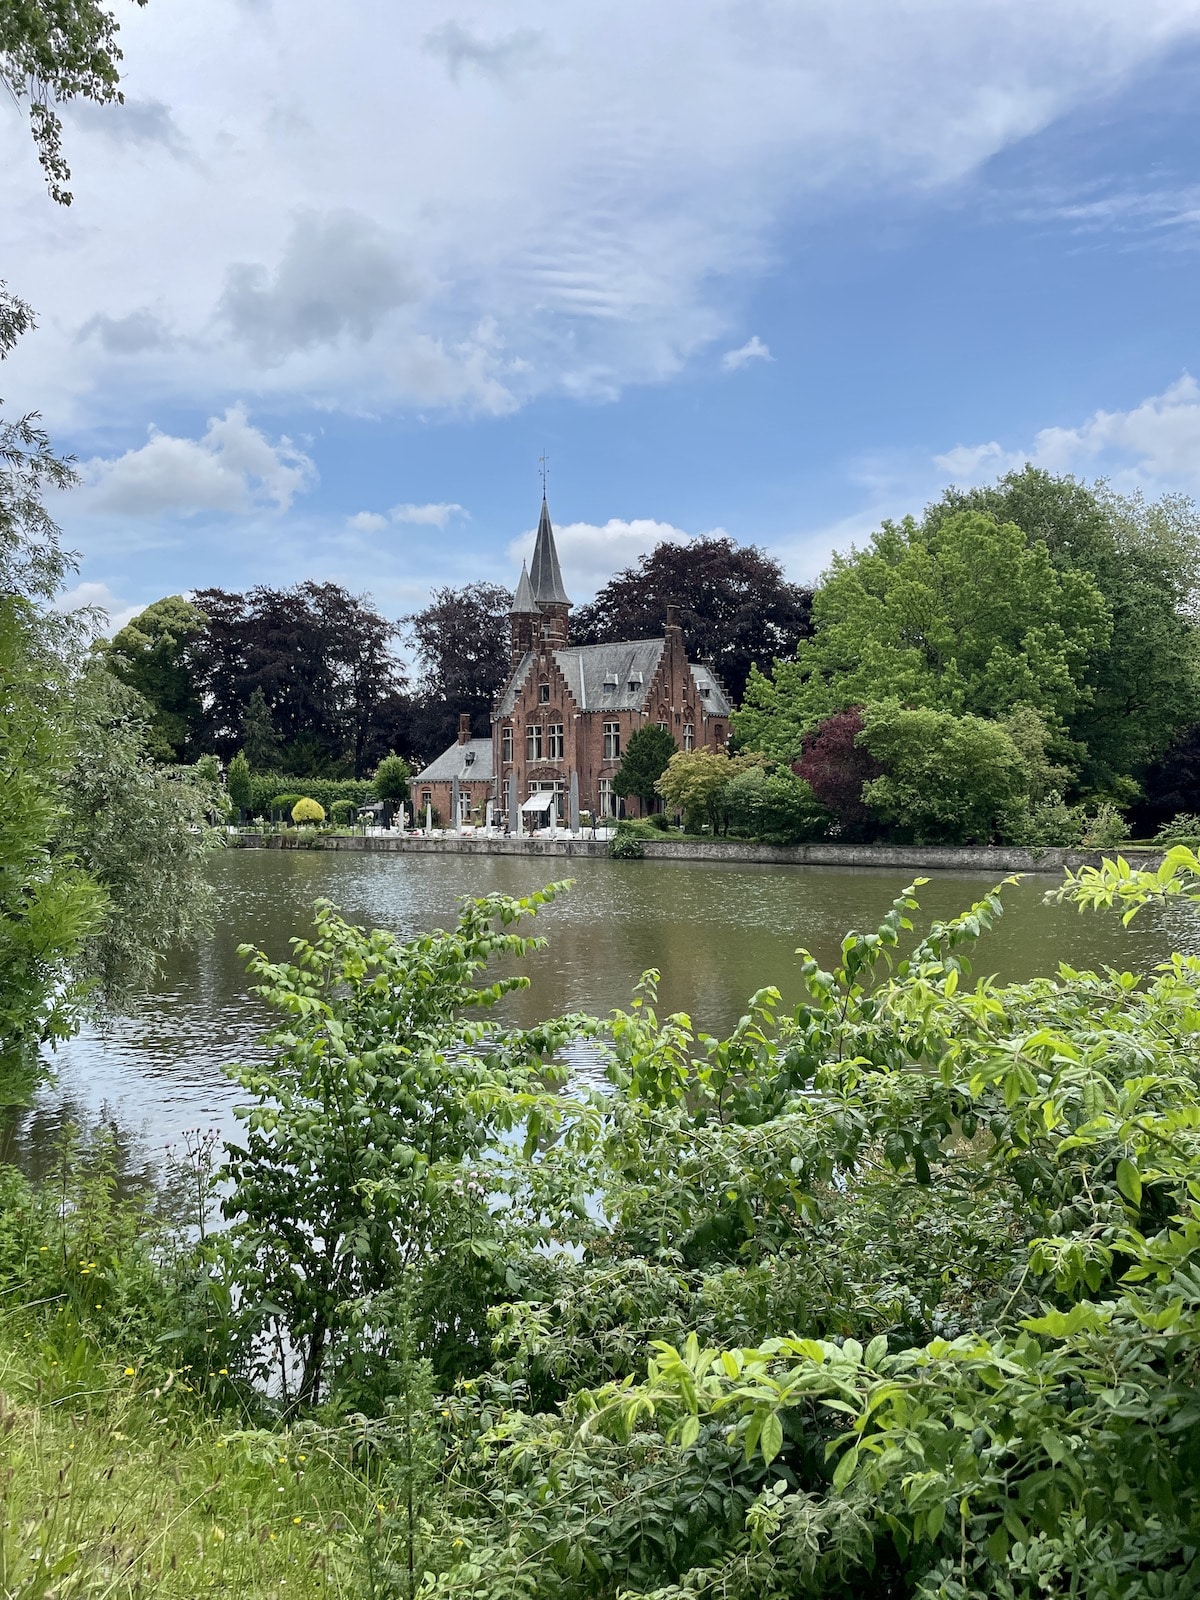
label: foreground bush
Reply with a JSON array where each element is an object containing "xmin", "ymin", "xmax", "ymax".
[{"xmin": 6, "ymin": 860, "xmax": 1200, "ymax": 1597}]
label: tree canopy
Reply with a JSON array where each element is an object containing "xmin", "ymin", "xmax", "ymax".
[
  {"xmin": 927, "ymin": 468, "xmax": 1200, "ymax": 787},
  {"xmin": 1, "ymin": 0, "xmax": 146, "ymax": 204},
  {"xmin": 106, "ymin": 593, "xmax": 207, "ymax": 761},
  {"xmin": 736, "ymin": 508, "xmax": 1110, "ymax": 763},
  {"xmin": 113, "ymin": 582, "xmax": 407, "ymax": 777},
  {"xmin": 572, "ymin": 536, "xmax": 812, "ymax": 705},
  {"xmin": 401, "ymin": 582, "xmax": 513, "ymax": 758},
  {"xmin": 613, "ymin": 723, "xmax": 677, "ymax": 809}
]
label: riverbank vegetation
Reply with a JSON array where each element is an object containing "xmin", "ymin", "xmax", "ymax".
[
  {"xmin": 0, "ymin": 286, "xmax": 222, "ymax": 1090},
  {"xmin": 5, "ymin": 854, "xmax": 1200, "ymax": 1597}
]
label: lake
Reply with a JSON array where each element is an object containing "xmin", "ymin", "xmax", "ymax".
[{"xmin": 6, "ymin": 847, "xmax": 1196, "ymax": 1180}]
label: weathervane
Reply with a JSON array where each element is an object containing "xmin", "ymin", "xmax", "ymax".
[{"xmin": 539, "ymin": 452, "xmax": 549, "ymax": 496}]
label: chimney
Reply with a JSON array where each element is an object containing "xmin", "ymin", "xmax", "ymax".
[
  {"xmin": 665, "ymin": 603, "xmax": 682, "ymax": 635},
  {"xmin": 458, "ymin": 713, "xmax": 471, "ymax": 745}
]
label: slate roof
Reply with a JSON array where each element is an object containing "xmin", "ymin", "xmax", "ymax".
[
  {"xmin": 414, "ymin": 738, "xmax": 495, "ymax": 783},
  {"xmin": 688, "ymin": 662, "xmax": 732, "ymax": 715},
  {"xmin": 510, "ymin": 561, "xmax": 538, "ymax": 614},
  {"xmin": 529, "ymin": 498, "xmax": 571, "ymax": 606},
  {"xmin": 494, "ymin": 640, "xmax": 733, "ymax": 718}
]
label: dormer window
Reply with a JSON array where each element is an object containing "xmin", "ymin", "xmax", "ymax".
[
  {"xmin": 464, "ymin": 750, "xmax": 475, "ymax": 765},
  {"xmin": 627, "ymin": 670, "xmax": 643, "ymax": 693},
  {"xmin": 603, "ymin": 672, "xmax": 619, "ymax": 690},
  {"xmin": 700, "ymin": 685, "xmax": 711, "ymax": 699}
]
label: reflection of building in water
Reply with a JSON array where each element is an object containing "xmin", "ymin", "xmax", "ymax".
[{"xmin": 417, "ymin": 494, "xmax": 733, "ymax": 825}]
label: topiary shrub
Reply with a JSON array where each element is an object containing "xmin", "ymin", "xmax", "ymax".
[
  {"xmin": 329, "ymin": 799, "xmax": 355, "ymax": 826},
  {"xmin": 647, "ymin": 812, "xmax": 671, "ymax": 831},
  {"xmin": 271, "ymin": 793, "xmax": 302, "ymax": 819},
  {"xmin": 292, "ymin": 797, "xmax": 325, "ymax": 825}
]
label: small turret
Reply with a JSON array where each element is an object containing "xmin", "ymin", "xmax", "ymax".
[{"xmin": 509, "ymin": 560, "xmax": 540, "ymax": 661}]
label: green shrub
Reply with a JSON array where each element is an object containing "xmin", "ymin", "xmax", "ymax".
[
  {"xmin": 647, "ymin": 811, "xmax": 671, "ymax": 831},
  {"xmin": 1080, "ymin": 799, "xmax": 1127, "ymax": 848},
  {"xmin": 1155, "ymin": 812, "xmax": 1200, "ymax": 845},
  {"xmin": 270, "ymin": 791, "xmax": 302, "ymax": 818},
  {"xmin": 329, "ymin": 799, "xmax": 356, "ymax": 826},
  {"xmin": 609, "ymin": 826, "xmax": 646, "ymax": 859},
  {"xmin": 291, "ymin": 797, "xmax": 325, "ymax": 824},
  {"xmin": 226, "ymin": 751, "xmax": 252, "ymax": 815},
  {"xmin": 252, "ymin": 773, "xmax": 375, "ymax": 819}
]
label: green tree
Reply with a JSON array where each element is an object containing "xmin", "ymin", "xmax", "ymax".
[
  {"xmin": 859, "ymin": 699, "xmax": 1029, "ymax": 844},
  {"xmin": 60, "ymin": 664, "xmax": 220, "ymax": 1007},
  {"xmin": 220, "ymin": 887, "xmax": 579, "ymax": 1407},
  {"xmin": 735, "ymin": 508, "xmax": 1110, "ymax": 763},
  {"xmin": 1, "ymin": 0, "xmax": 146, "ymax": 205},
  {"xmin": 655, "ymin": 748, "xmax": 757, "ymax": 833},
  {"xmin": 0, "ymin": 596, "xmax": 105, "ymax": 1079},
  {"xmin": 721, "ymin": 763, "xmax": 828, "ymax": 844},
  {"xmin": 613, "ymin": 723, "xmax": 677, "ymax": 811},
  {"xmin": 106, "ymin": 595, "xmax": 208, "ymax": 761},
  {"xmin": 239, "ymin": 686, "xmax": 283, "ymax": 772},
  {"xmin": 927, "ymin": 468, "xmax": 1200, "ymax": 788},
  {"xmin": 226, "ymin": 751, "xmax": 252, "ymax": 817},
  {"xmin": 373, "ymin": 753, "xmax": 410, "ymax": 825}
]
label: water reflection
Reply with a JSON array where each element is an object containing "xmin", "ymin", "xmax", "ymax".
[{"xmin": 6, "ymin": 849, "xmax": 1195, "ymax": 1178}]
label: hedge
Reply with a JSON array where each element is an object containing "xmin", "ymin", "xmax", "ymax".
[{"xmin": 248, "ymin": 772, "xmax": 376, "ymax": 818}]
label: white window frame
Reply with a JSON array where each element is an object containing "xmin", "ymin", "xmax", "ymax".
[
  {"xmin": 548, "ymin": 722, "xmax": 564, "ymax": 759},
  {"xmin": 599, "ymin": 777, "xmax": 615, "ymax": 817},
  {"xmin": 526, "ymin": 724, "xmax": 543, "ymax": 761},
  {"xmin": 683, "ymin": 723, "xmax": 694, "ymax": 751},
  {"xmin": 502, "ymin": 725, "xmax": 513, "ymax": 763},
  {"xmin": 603, "ymin": 721, "xmax": 620, "ymax": 760}
]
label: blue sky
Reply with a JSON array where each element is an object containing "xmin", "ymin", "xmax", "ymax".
[{"xmin": 3, "ymin": 1, "xmax": 1200, "ymax": 633}]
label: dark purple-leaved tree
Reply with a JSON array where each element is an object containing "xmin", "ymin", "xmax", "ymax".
[
  {"xmin": 571, "ymin": 537, "xmax": 812, "ymax": 706},
  {"xmin": 795, "ymin": 707, "xmax": 883, "ymax": 842}
]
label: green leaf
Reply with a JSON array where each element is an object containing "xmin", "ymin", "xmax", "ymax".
[
  {"xmin": 759, "ymin": 1410, "xmax": 784, "ymax": 1466},
  {"xmin": 831, "ymin": 1444, "xmax": 860, "ymax": 1492},
  {"xmin": 1116, "ymin": 1158, "xmax": 1142, "ymax": 1206}
]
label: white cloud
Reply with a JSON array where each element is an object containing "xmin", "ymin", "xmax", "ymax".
[
  {"xmin": 347, "ymin": 502, "xmax": 465, "ymax": 533},
  {"xmin": 6, "ymin": 0, "xmax": 1200, "ymax": 429},
  {"xmin": 346, "ymin": 511, "xmax": 390, "ymax": 533},
  {"xmin": 934, "ymin": 374, "xmax": 1200, "ymax": 490},
  {"xmin": 507, "ymin": 516, "xmax": 697, "ymax": 600},
  {"xmin": 78, "ymin": 403, "xmax": 317, "ymax": 517},
  {"xmin": 391, "ymin": 502, "xmax": 464, "ymax": 527},
  {"xmin": 52, "ymin": 581, "xmax": 142, "ymax": 634},
  {"xmin": 721, "ymin": 335, "xmax": 773, "ymax": 372}
]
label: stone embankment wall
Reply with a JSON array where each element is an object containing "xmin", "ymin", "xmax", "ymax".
[{"xmin": 236, "ymin": 833, "xmax": 1157, "ymax": 874}]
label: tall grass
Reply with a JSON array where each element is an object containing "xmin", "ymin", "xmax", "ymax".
[{"xmin": 0, "ymin": 1329, "xmax": 386, "ymax": 1598}]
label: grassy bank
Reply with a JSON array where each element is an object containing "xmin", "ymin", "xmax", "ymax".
[{"xmin": 0, "ymin": 1327, "xmax": 382, "ymax": 1598}]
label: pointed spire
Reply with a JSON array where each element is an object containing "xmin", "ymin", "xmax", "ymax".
[
  {"xmin": 529, "ymin": 497, "xmax": 570, "ymax": 607},
  {"xmin": 510, "ymin": 560, "xmax": 539, "ymax": 615}
]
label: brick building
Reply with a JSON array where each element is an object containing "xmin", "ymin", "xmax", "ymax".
[
  {"xmin": 413, "ymin": 714, "xmax": 494, "ymax": 826},
  {"xmin": 495, "ymin": 497, "xmax": 731, "ymax": 823},
  {"xmin": 416, "ymin": 496, "xmax": 732, "ymax": 828}
]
